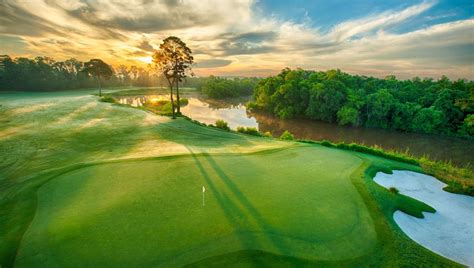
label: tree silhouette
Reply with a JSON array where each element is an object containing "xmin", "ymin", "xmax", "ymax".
[
  {"xmin": 152, "ymin": 36, "xmax": 193, "ymax": 118},
  {"xmin": 83, "ymin": 59, "xmax": 113, "ymax": 97}
]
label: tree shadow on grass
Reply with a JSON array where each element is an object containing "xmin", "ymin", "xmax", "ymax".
[
  {"xmin": 187, "ymin": 147, "xmax": 260, "ymax": 250},
  {"xmin": 157, "ymin": 119, "xmax": 256, "ymax": 149},
  {"xmin": 201, "ymin": 154, "xmax": 291, "ymax": 256}
]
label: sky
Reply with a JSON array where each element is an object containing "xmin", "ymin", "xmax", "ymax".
[{"xmin": 0, "ymin": 0, "xmax": 473, "ymax": 79}]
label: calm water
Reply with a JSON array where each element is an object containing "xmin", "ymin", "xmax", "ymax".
[{"xmin": 119, "ymin": 93, "xmax": 474, "ymax": 167}]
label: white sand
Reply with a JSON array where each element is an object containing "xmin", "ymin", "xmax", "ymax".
[{"xmin": 374, "ymin": 170, "xmax": 474, "ymax": 267}]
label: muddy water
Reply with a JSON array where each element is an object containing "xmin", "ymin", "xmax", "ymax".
[{"xmin": 118, "ymin": 93, "xmax": 474, "ymax": 167}]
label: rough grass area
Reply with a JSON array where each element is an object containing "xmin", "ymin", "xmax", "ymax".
[
  {"xmin": 300, "ymin": 139, "xmax": 474, "ymax": 196},
  {"xmin": 0, "ymin": 89, "xmax": 460, "ymax": 267},
  {"xmin": 419, "ymin": 159, "xmax": 474, "ymax": 196}
]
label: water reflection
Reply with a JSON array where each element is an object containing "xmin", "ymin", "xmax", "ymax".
[
  {"xmin": 117, "ymin": 93, "xmax": 474, "ymax": 167},
  {"xmin": 182, "ymin": 98, "xmax": 257, "ymax": 129},
  {"xmin": 119, "ymin": 95, "xmax": 168, "ymax": 107}
]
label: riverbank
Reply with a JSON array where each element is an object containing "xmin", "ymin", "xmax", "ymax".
[{"xmin": 103, "ymin": 87, "xmax": 474, "ymax": 168}]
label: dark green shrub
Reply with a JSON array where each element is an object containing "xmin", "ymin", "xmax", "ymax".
[
  {"xmin": 215, "ymin": 119, "xmax": 230, "ymax": 131},
  {"xmin": 315, "ymin": 140, "xmax": 418, "ymax": 165},
  {"xmin": 279, "ymin": 130, "xmax": 295, "ymax": 140},
  {"xmin": 237, "ymin": 126, "xmax": 262, "ymax": 136},
  {"xmin": 174, "ymin": 98, "xmax": 189, "ymax": 106},
  {"xmin": 389, "ymin": 187, "xmax": 399, "ymax": 194},
  {"xmin": 246, "ymin": 101, "xmax": 258, "ymax": 111},
  {"xmin": 100, "ymin": 96, "xmax": 116, "ymax": 103}
]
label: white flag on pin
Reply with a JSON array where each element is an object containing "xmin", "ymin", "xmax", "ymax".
[{"xmin": 202, "ymin": 186, "xmax": 206, "ymax": 192}]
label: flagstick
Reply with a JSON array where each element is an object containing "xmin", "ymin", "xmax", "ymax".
[{"xmin": 202, "ymin": 186, "xmax": 206, "ymax": 207}]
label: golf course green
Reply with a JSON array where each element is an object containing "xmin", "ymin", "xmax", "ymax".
[{"xmin": 0, "ymin": 89, "xmax": 460, "ymax": 267}]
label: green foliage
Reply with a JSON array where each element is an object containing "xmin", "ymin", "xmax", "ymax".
[
  {"xmin": 461, "ymin": 114, "xmax": 474, "ymax": 136},
  {"xmin": 253, "ymin": 68, "xmax": 474, "ymax": 137},
  {"xmin": 391, "ymin": 102, "xmax": 421, "ymax": 131},
  {"xmin": 419, "ymin": 158, "xmax": 474, "ymax": 196},
  {"xmin": 99, "ymin": 96, "xmax": 116, "ymax": 103},
  {"xmin": 389, "ymin": 187, "xmax": 399, "ymax": 194},
  {"xmin": 0, "ymin": 55, "xmax": 257, "ymax": 92},
  {"xmin": 263, "ymin": 131, "xmax": 273, "ymax": 138},
  {"xmin": 0, "ymin": 55, "xmax": 167, "ymax": 90},
  {"xmin": 279, "ymin": 130, "xmax": 295, "ymax": 140},
  {"xmin": 215, "ymin": 119, "xmax": 230, "ymax": 131},
  {"xmin": 412, "ymin": 107, "xmax": 444, "ymax": 134},
  {"xmin": 337, "ymin": 106, "xmax": 360, "ymax": 126},
  {"xmin": 173, "ymin": 98, "xmax": 189, "ymax": 107},
  {"xmin": 200, "ymin": 76, "xmax": 260, "ymax": 99},
  {"xmin": 83, "ymin": 59, "xmax": 113, "ymax": 80},
  {"xmin": 304, "ymin": 140, "xmax": 419, "ymax": 165},
  {"xmin": 366, "ymin": 89, "xmax": 396, "ymax": 128},
  {"xmin": 142, "ymin": 99, "xmax": 174, "ymax": 116},
  {"xmin": 236, "ymin": 126, "xmax": 262, "ymax": 136},
  {"xmin": 306, "ymin": 81, "xmax": 346, "ymax": 122}
]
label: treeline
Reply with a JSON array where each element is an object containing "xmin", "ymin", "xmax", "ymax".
[
  {"xmin": 249, "ymin": 68, "xmax": 474, "ymax": 137},
  {"xmin": 0, "ymin": 55, "xmax": 259, "ymax": 99},
  {"xmin": 196, "ymin": 76, "xmax": 260, "ymax": 99},
  {"xmin": 0, "ymin": 55, "xmax": 177, "ymax": 91}
]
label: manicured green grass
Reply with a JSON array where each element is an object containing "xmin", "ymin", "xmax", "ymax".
[
  {"xmin": 16, "ymin": 147, "xmax": 374, "ymax": 267},
  {"xmin": 0, "ymin": 90, "xmax": 460, "ymax": 267}
]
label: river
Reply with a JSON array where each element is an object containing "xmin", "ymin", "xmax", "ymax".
[{"xmin": 118, "ymin": 91, "xmax": 474, "ymax": 167}]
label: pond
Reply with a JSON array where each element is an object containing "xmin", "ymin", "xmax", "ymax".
[{"xmin": 117, "ymin": 91, "xmax": 474, "ymax": 167}]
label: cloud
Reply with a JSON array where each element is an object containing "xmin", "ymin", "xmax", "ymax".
[
  {"xmin": 64, "ymin": 0, "xmax": 253, "ymax": 32},
  {"xmin": 194, "ymin": 59, "xmax": 232, "ymax": 68},
  {"xmin": 329, "ymin": 0, "xmax": 436, "ymax": 41},
  {"xmin": 0, "ymin": 2, "xmax": 62, "ymax": 36},
  {"xmin": 225, "ymin": 31, "xmax": 277, "ymax": 43},
  {"xmin": 0, "ymin": 35, "xmax": 28, "ymax": 54},
  {"xmin": 0, "ymin": 0, "xmax": 472, "ymax": 79},
  {"xmin": 298, "ymin": 19, "xmax": 474, "ymax": 79},
  {"xmin": 213, "ymin": 31, "xmax": 278, "ymax": 56},
  {"xmin": 137, "ymin": 40, "xmax": 154, "ymax": 52}
]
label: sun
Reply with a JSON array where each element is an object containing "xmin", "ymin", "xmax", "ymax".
[{"xmin": 137, "ymin": 56, "xmax": 153, "ymax": 64}]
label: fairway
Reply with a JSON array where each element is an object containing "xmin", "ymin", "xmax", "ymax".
[{"xmin": 0, "ymin": 90, "xmax": 461, "ymax": 267}]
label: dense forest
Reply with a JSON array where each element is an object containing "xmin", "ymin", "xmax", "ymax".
[
  {"xmin": 197, "ymin": 76, "xmax": 259, "ymax": 99},
  {"xmin": 249, "ymin": 68, "xmax": 474, "ymax": 137},
  {"xmin": 0, "ymin": 55, "xmax": 258, "ymax": 99},
  {"xmin": 0, "ymin": 55, "xmax": 167, "ymax": 91}
]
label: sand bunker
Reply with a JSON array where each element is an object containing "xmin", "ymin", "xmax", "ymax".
[{"xmin": 374, "ymin": 170, "xmax": 474, "ymax": 267}]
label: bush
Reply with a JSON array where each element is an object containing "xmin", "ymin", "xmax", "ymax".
[
  {"xmin": 389, "ymin": 187, "xmax": 399, "ymax": 194},
  {"xmin": 279, "ymin": 130, "xmax": 295, "ymax": 140},
  {"xmin": 263, "ymin": 131, "xmax": 272, "ymax": 138},
  {"xmin": 99, "ymin": 96, "xmax": 116, "ymax": 103},
  {"xmin": 315, "ymin": 140, "xmax": 419, "ymax": 166},
  {"xmin": 174, "ymin": 98, "xmax": 189, "ymax": 106},
  {"xmin": 236, "ymin": 126, "xmax": 262, "ymax": 136},
  {"xmin": 215, "ymin": 119, "xmax": 230, "ymax": 131},
  {"xmin": 142, "ymin": 100, "xmax": 174, "ymax": 116},
  {"xmin": 246, "ymin": 101, "xmax": 258, "ymax": 111}
]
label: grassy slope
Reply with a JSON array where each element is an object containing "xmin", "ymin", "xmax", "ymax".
[{"xmin": 0, "ymin": 90, "xmax": 459, "ymax": 267}]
